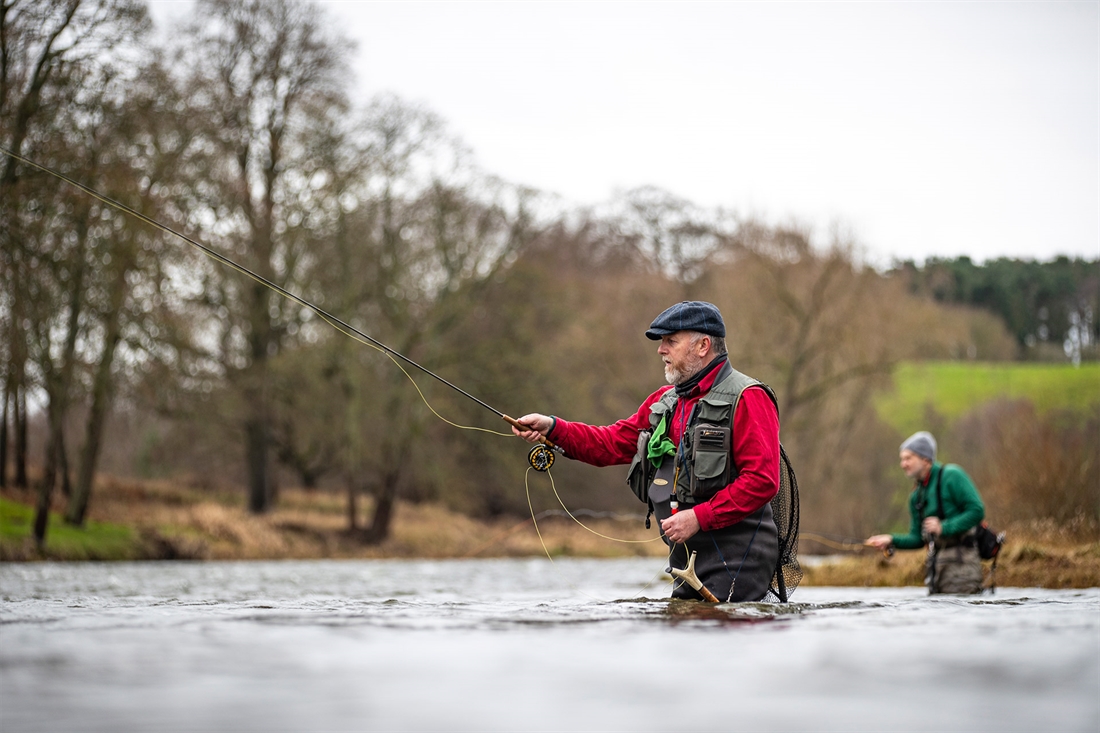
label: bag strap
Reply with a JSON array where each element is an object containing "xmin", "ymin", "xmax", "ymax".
[{"xmin": 932, "ymin": 465, "xmax": 945, "ymax": 520}]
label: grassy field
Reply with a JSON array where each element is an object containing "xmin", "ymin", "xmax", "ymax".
[
  {"xmin": 0, "ymin": 497, "xmax": 141, "ymax": 560},
  {"xmin": 874, "ymin": 360, "xmax": 1100, "ymax": 435}
]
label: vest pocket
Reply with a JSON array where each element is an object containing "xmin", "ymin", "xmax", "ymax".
[
  {"xmin": 696, "ymin": 399, "xmax": 731, "ymax": 425},
  {"xmin": 690, "ymin": 423, "xmax": 730, "ymax": 499},
  {"xmin": 626, "ymin": 430, "xmax": 652, "ymax": 504}
]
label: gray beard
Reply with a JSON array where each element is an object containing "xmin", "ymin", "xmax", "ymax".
[{"xmin": 664, "ymin": 354, "xmax": 704, "ymax": 385}]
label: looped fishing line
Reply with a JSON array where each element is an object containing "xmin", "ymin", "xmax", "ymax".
[
  {"xmin": 798, "ymin": 532, "xmax": 871, "ymax": 553},
  {"xmin": 525, "ymin": 467, "xmax": 672, "ymax": 601},
  {"xmin": 2, "ymin": 145, "xmax": 668, "ymax": 588}
]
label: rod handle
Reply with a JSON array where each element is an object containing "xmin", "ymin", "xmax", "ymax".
[
  {"xmin": 698, "ymin": 585, "xmax": 721, "ymax": 604},
  {"xmin": 502, "ymin": 414, "xmax": 559, "ymax": 450}
]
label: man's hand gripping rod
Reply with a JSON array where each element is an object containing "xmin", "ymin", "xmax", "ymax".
[{"xmin": 502, "ymin": 415, "xmax": 563, "ymax": 472}]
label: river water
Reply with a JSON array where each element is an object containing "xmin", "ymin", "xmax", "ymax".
[{"xmin": 1, "ymin": 558, "xmax": 1097, "ymax": 732}]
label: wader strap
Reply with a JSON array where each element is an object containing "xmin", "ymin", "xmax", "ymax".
[{"xmin": 933, "ymin": 465, "xmax": 945, "ymax": 520}]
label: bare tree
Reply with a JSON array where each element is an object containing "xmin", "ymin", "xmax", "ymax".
[
  {"xmin": 288, "ymin": 94, "xmax": 539, "ymax": 541},
  {"xmin": 63, "ymin": 59, "xmax": 200, "ymax": 526},
  {"xmin": 171, "ymin": 0, "xmax": 353, "ymax": 513},
  {"xmin": 0, "ymin": 0, "xmax": 149, "ymax": 546},
  {"xmin": 607, "ymin": 185, "xmax": 730, "ymax": 286}
]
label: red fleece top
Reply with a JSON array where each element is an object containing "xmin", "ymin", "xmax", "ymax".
[{"xmin": 547, "ymin": 361, "xmax": 780, "ymax": 532}]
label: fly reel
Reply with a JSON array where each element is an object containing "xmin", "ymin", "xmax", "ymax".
[{"xmin": 528, "ymin": 444, "xmax": 556, "ymax": 472}]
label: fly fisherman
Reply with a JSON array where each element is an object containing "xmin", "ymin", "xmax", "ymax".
[
  {"xmin": 513, "ymin": 301, "xmax": 781, "ymax": 602},
  {"xmin": 865, "ymin": 431, "xmax": 986, "ymax": 594}
]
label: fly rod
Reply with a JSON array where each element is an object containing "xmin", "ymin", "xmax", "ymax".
[{"xmin": 0, "ymin": 145, "xmax": 562, "ymax": 470}]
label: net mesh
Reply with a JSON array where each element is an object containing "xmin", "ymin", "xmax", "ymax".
[{"xmin": 766, "ymin": 444, "xmax": 802, "ymax": 602}]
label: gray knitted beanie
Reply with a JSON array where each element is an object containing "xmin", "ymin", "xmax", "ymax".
[{"xmin": 900, "ymin": 431, "xmax": 937, "ymax": 461}]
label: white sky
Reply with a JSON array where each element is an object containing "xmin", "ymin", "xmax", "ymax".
[{"xmin": 150, "ymin": 0, "xmax": 1100, "ymax": 267}]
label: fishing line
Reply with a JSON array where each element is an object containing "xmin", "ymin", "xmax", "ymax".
[
  {"xmin": 798, "ymin": 532, "xmax": 871, "ymax": 553},
  {"xmin": 3, "ymin": 145, "xmax": 661, "ymax": 564},
  {"xmin": 0, "ymin": 145, "xmax": 552, "ymax": 448},
  {"xmin": 541, "ymin": 467, "xmax": 663, "ymax": 545},
  {"xmin": 799, "ymin": 531, "xmax": 895, "ymax": 558},
  {"xmin": 524, "ymin": 467, "xmax": 672, "ymax": 601}
]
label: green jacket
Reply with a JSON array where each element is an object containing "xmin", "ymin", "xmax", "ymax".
[{"xmin": 892, "ymin": 462, "xmax": 985, "ymax": 550}]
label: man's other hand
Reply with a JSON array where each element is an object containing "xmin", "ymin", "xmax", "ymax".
[
  {"xmin": 865, "ymin": 534, "xmax": 894, "ymax": 550},
  {"xmin": 661, "ymin": 509, "xmax": 701, "ymax": 544}
]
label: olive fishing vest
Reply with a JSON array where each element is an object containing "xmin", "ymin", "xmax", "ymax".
[{"xmin": 626, "ymin": 361, "xmax": 776, "ymax": 506}]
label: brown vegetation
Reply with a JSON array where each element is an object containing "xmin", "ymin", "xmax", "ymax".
[
  {"xmin": 4, "ymin": 475, "xmax": 1095, "ymax": 590},
  {"xmin": 951, "ymin": 400, "xmax": 1100, "ymax": 527},
  {"xmin": 802, "ymin": 519, "xmax": 1100, "ymax": 589},
  {"xmin": 0, "ymin": 476, "xmax": 666, "ymax": 562}
]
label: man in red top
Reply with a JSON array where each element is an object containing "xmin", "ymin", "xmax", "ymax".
[{"xmin": 513, "ymin": 301, "xmax": 782, "ymax": 602}]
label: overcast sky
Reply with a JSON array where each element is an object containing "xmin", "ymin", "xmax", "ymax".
[{"xmin": 150, "ymin": 1, "xmax": 1100, "ymax": 267}]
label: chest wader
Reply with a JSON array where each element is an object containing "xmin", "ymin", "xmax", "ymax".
[
  {"xmin": 919, "ymin": 467, "xmax": 984, "ymax": 595},
  {"xmin": 626, "ymin": 362, "xmax": 801, "ymax": 602}
]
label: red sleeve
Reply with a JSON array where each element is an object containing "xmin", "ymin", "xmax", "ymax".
[
  {"xmin": 548, "ymin": 386, "xmax": 674, "ymax": 467},
  {"xmin": 692, "ymin": 386, "xmax": 780, "ymax": 531}
]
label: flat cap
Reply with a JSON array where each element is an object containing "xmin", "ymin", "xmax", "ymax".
[{"xmin": 645, "ymin": 301, "xmax": 726, "ymax": 340}]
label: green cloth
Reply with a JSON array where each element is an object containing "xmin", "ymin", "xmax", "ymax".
[
  {"xmin": 892, "ymin": 462, "xmax": 985, "ymax": 550},
  {"xmin": 647, "ymin": 413, "xmax": 676, "ymax": 468}
]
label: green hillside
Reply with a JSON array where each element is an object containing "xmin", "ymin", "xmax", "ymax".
[{"xmin": 875, "ymin": 361, "xmax": 1100, "ymax": 435}]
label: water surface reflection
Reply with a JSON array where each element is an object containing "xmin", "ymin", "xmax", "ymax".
[{"xmin": 1, "ymin": 558, "xmax": 1096, "ymax": 732}]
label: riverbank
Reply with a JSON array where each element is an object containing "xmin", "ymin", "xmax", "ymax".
[
  {"xmin": 799, "ymin": 521, "xmax": 1100, "ymax": 589},
  {"xmin": 2, "ymin": 477, "xmax": 1097, "ymax": 588},
  {"xmin": 0, "ymin": 477, "xmax": 665, "ymax": 563}
]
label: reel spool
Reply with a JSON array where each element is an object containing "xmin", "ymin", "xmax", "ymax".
[{"xmin": 528, "ymin": 444, "xmax": 556, "ymax": 472}]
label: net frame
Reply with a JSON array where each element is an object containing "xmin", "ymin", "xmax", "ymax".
[{"xmin": 766, "ymin": 444, "xmax": 802, "ymax": 602}]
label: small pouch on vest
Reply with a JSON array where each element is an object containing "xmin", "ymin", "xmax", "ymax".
[
  {"xmin": 690, "ymin": 422, "xmax": 731, "ymax": 499},
  {"xmin": 626, "ymin": 430, "xmax": 652, "ymax": 504},
  {"xmin": 647, "ymin": 460, "xmax": 676, "ymax": 504}
]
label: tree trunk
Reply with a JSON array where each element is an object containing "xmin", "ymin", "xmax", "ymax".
[
  {"xmin": 246, "ymin": 415, "xmax": 273, "ymax": 514},
  {"xmin": 54, "ymin": 205, "xmax": 92, "ymax": 501},
  {"xmin": 359, "ymin": 363, "xmax": 417, "ymax": 545},
  {"xmin": 1, "ymin": 380, "xmax": 9, "ymax": 489},
  {"xmin": 244, "ymin": 269, "xmax": 276, "ymax": 513},
  {"xmin": 32, "ymin": 462, "xmax": 52, "ymax": 551},
  {"xmin": 8, "ymin": 303, "xmax": 29, "ymax": 488},
  {"xmin": 14, "ymin": 383, "xmax": 27, "ymax": 488},
  {"xmin": 345, "ymin": 476, "xmax": 358, "ymax": 531},
  {"xmin": 362, "ymin": 484, "xmax": 395, "ymax": 545},
  {"xmin": 58, "ymin": 427, "xmax": 71, "ymax": 498},
  {"xmin": 35, "ymin": 226, "xmax": 86, "ymax": 501},
  {"xmin": 66, "ymin": 317, "xmax": 123, "ymax": 526},
  {"xmin": 41, "ymin": 396, "xmax": 63, "ymax": 497},
  {"xmin": 5, "ymin": 290, "xmax": 28, "ymax": 489}
]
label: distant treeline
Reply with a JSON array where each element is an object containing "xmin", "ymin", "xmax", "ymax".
[
  {"xmin": 893, "ymin": 257, "xmax": 1099, "ymax": 362},
  {"xmin": 2, "ymin": 0, "xmax": 1096, "ymax": 550}
]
